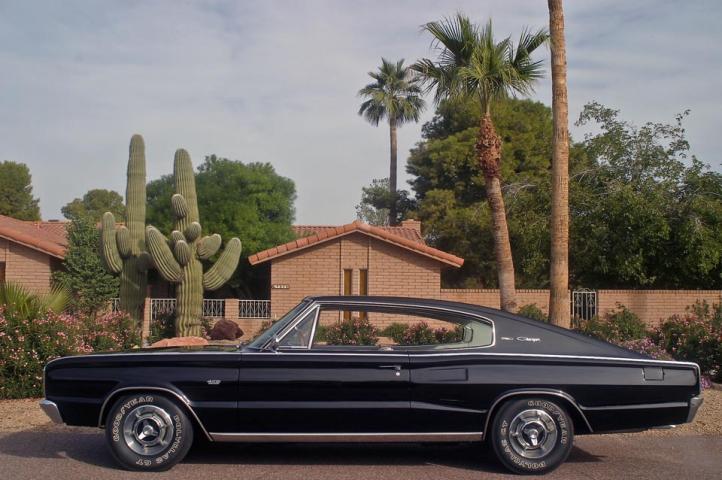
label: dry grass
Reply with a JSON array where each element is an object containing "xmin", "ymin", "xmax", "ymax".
[{"xmin": 1, "ymin": 389, "xmax": 720, "ymax": 435}]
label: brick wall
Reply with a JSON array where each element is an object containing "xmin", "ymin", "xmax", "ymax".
[
  {"xmin": 0, "ymin": 238, "xmax": 54, "ymax": 293},
  {"xmin": 441, "ymin": 289, "xmax": 552, "ymax": 313},
  {"xmin": 441, "ymin": 288, "xmax": 722, "ymax": 327},
  {"xmin": 597, "ymin": 290, "xmax": 722, "ymax": 327}
]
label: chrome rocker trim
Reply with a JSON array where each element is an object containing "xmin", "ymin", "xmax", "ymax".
[
  {"xmin": 39, "ymin": 399, "xmax": 64, "ymax": 424},
  {"xmin": 209, "ymin": 432, "xmax": 483, "ymax": 443},
  {"xmin": 97, "ymin": 386, "xmax": 213, "ymax": 442}
]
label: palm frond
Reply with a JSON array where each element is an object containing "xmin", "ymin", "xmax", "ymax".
[{"xmin": 358, "ymin": 57, "xmax": 426, "ymax": 126}]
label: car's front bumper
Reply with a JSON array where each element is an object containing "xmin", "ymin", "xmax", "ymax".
[
  {"xmin": 686, "ymin": 395, "xmax": 704, "ymax": 423},
  {"xmin": 39, "ymin": 399, "xmax": 64, "ymax": 424}
]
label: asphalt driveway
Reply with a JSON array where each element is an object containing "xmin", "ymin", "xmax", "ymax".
[{"xmin": 0, "ymin": 426, "xmax": 720, "ymax": 480}]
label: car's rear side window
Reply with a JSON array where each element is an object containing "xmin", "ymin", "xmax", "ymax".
[{"xmin": 312, "ymin": 305, "xmax": 493, "ymax": 349}]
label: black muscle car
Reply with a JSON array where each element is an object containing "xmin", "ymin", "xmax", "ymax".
[{"xmin": 41, "ymin": 296, "xmax": 704, "ymax": 474}]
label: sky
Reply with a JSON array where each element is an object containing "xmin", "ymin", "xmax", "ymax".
[{"xmin": 1, "ymin": 0, "xmax": 720, "ymax": 224}]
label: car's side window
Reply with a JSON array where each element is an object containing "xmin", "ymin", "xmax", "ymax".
[
  {"xmin": 311, "ymin": 306, "xmax": 492, "ymax": 349},
  {"xmin": 278, "ymin": 308, "xmax": 317, "ymax": 348}
]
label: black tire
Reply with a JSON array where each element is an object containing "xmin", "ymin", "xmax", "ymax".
[
  {"xmin": 105, "ymin": 393, "xmax": 194, "ymax": 471},
  {"xmin": 490, "ymin": 397, "xmax": 574, "ymax": 475}
]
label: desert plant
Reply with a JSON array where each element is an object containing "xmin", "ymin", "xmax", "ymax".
[
  {"xmin": 99, "ymin": 134, "xmax": 151, "ymax": 326},
  {"xmin": 0, "ymin": 282, "xmax": 68, "ymax": 321},
  {"xmin": 518, "ymin": 304, "xmax": 548, "ymax": 322},
  {"xmin": 325, "ymin": 316, "xmax": 378, "ymax": 346},
  {"xmin": 145, "ymin": 149, "xmax": 242, "ymax": 337}
]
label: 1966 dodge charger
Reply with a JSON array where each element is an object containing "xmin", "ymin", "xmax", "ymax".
[{"xmin": 40, "ymin": 296, "xmax": 703, "ymax": 474}]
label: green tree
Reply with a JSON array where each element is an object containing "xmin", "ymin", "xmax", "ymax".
[
  {"xmin": 355, "ymin": 178, "xmax": 414, "ymax": 226},
  {"xmin": 53, "ymin": 216, "xmax": 120, "ymax": 314},
  {"xmin": 414, "ymin": 14, "xmax": 548, "ymax": 312},
  {"xmin": 408, "ymin": 97, "xmax": 558, "ymax": 288},
  {"xmin": 570, "ymin": 102, "xmax": 722, "ymax": 288},
  {"xmin": 358, "ymin": 58, "xmax": 425, "ymax": 225},
  {"xmin": 0, "ymin": 161, "xmax": 40, "ymax": 220},
  {"xmin": 146, "ymin": 155, "xmax": 296, "ymax": 296},
  {"xmin": 62, "ymin": 189, "xmax": 125, "ymax": 222}
]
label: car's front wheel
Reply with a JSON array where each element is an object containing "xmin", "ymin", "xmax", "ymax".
[
  {"xmin": 490, "ymin": 397, "xmax": 574, "ymax": 475},
  {"xmin": 105, "ymin": 393, "xmax": 194, "ymax": 471}
]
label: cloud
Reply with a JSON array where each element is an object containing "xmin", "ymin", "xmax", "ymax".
[{"xmin": 0, "ymin": 0, "xmax": 719, "ymax": 224}]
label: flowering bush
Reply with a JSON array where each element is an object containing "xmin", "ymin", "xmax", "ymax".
[
  {"xmin": 0, "ymin": 308, "xmax": 139, "ymax": 399},
  {"xmin": 381, "ymin": 321, "xmax": 463, "ymax": 345},
  {"xmin": 574, "ymin": 304, "xmax": 648, "ymax": 343},
  {"xmin": 652, "ymin": 301, "xmax": 722, "ymax": 382},
  {"xmin": 325, "ymin": 316, "xmax": 378, "ymax": 346},
  {"xmin": 617, "ymin": 338, "xmax": 672, "ymax": 360}
]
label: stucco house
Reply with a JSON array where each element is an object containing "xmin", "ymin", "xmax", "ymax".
[{"xmin": 0, "ymin": 214, "xmax": 67, "ymax": 292}]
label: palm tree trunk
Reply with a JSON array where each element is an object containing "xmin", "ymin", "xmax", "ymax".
[
  {"xmin": 548, "ymin": 0, "xmax": 571, "ymax": 328},
  {"xmin": 389, "ymin": 117, "xmax": 398, "ymax": 226},
  {"xmin": 478, "ymin": 113, "xmax": 518, "ymax": 312}
]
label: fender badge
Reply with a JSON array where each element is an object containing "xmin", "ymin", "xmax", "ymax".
[
  {"xmin": 206, "ymin": 379, "xmax": 222, "ymax": 385},
  {"xmin": 517, "ymin": 337, "xmax": 541, "ymax": 343},
  {"xmin": 501, "ymin": 336, "xmax": 514, "ymax": 341}
]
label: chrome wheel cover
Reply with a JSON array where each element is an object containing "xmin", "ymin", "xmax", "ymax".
[
  {"xmin": 122, "ymin": 405, "xmax": 174, "ymax": 456},
  {"xmin": 508, "ymin": 409, "xmax": 558, "ymax": 459}
]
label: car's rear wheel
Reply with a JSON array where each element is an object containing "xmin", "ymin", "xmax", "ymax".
[
  {"xmin": 490, "ymin": 397, "xmax": 574, "ymax": 475},
  {"xmin": 105, "ymin": 393, "xmax": 194, "ymax": 471}
]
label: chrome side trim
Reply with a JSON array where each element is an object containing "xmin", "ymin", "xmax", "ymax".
[
  {"xmin": 209, "ymin": 432, "xmax": 483, "ymax": 443},
  {"xmin": 39, "ymin": 399, "xmax": 64, "ymax": 424},
  {"xmin": 580, "ymin": 401, "xmax": 688, "ymax": 411},
  {"xmin": 97, "ymin": 386, "xmax": 212, "ymax": 442},
  {"xmin": 482, "ymin": 389, "xmax": 593, "ymax": 438}
]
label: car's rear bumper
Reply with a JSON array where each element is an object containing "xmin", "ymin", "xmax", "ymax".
[
  {"xmin": 686, "ymin": 395, "xmax": 704, "ymax": 423},
  {"xmin": 39, "ymin": 399, "xmax": 64, "ymax": 424}
]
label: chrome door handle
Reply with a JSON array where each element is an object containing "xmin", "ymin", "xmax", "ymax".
[{"xmin": 379, "ymin": 365, "xmax": 402, "ymax": 370}]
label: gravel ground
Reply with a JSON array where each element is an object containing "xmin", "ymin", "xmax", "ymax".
[{"xmin": 2, "ymin": 389, "xmax": 721, "ymax": 434}]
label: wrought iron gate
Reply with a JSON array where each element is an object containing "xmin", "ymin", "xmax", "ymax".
[{"xmin": 571, "ymin": 289, "xmax": 597, "ymax": 321}]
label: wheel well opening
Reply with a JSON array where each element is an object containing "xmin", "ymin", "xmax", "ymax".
[
  {"xmin": 99, "ymin": 388, "xmax": 210, "ymax": 440},
  {"xmin": 486, "ymin": 393, "xmax": 592, "ymax": 436}
]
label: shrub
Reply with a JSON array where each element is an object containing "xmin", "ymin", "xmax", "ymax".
[
  {"xmin": 574, "ymin": 304, "xmax": 647, "ymax": 343},
  {"xmin": 400, "ymin": 322, "xmax": 438, "ymax": 345},
  {"xmin": 380, "ymin": 323, "xmax": 409, "ymax": 343},
  {"xmin": 325, "ymin": 316, "xmax": 378, "ymax": 346},
  {"xmin": 652, "ymin": 301, "xmax": 722, "ymax": 382},
  {"xmin": 433, "ymin": 325, "xmax": 465, "ymax": 344},
  {"xmin": 617, "ymin": 338, "xmax": 672, "ymax": 361},
  {"xmin": 518, "ymin": 304, "xmax": 548, "ymax": 322},
  {"xmin": 0, "ymin": 308, "xmax": 139, "ymax": 399}
]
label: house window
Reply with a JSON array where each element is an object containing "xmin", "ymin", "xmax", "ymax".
[
  {"xmin": 359, "ymin": 269, "xmax": 368, "ymax": 319},
  {"xmin": 343, "ymin": 269, "xmax": 352, "ymax": 320},
  {"xmin": 0, "ymin": 262, "xmax": 5, "ymax": 284}
]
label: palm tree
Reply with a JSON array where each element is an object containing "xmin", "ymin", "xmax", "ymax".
[
  {"xmin": 548, "ymin": 0, "xmax": 571, "ymax": 327},
  {"xmin": 358, "ymin": 59, "xmax": 425, "ymax": 225},
  {"xmin": 414, "ymin": 14, "xmax": 548, "ymax": 312}
]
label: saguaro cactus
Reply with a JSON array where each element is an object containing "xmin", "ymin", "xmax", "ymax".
[
  {"xmin": 100, "ymin": 134, "xmax": 151, "ymax": 326},
  {"xmin": 146, "ymin": 149, "xmax": 242, "ymax": 337}
]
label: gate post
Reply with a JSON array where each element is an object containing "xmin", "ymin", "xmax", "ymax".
[{"xmin": 142, "ymin": 300, "xmax": 152, "ymax": 345}]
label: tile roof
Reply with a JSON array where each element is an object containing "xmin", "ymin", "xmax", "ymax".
[
  {"xmin": 0, "ymin": 215, "xmax": 68, "ymax": 258},
  {"xmin": 292, "ymin": 224, "xmax": 425, "ymax": 244},
  {"xmin": 250, "ymin": 220, "xmax": 463, "ymax": 267}
]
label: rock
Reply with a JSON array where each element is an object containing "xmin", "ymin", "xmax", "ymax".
[
  {"xmin": 151, "ymin": 336, "xmax": 209, "ymax": 348},
  {"xmin": 209, "ymin": 319, "xmax": 244, "ymax": 341}
]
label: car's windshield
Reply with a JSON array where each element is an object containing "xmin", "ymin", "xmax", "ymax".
[{"xmin": 247, "ymin": 301, "xmax": 309, "ymax": 349}]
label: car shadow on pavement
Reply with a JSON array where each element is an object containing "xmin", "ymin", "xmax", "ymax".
[
  {"xmin": 0, "ymin": 426, "xmax": 603, "ymax": 472},
  {"xmin": 0, "ymin": 427, "xmax": 117, "ymax": 469}
]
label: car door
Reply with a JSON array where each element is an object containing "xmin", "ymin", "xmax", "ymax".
[
  {"xmin": 404, "ymin": 311, "xmax": 495, "ymax": 433},
  {"xmin": 237, "ymin": 305, "xmax": 411, "ymax": 434}
]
